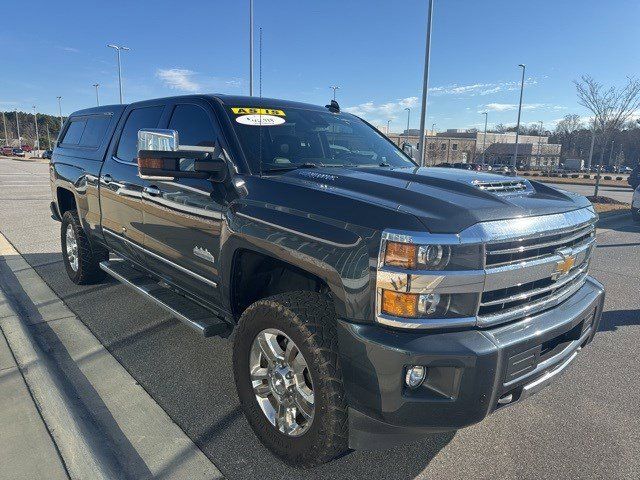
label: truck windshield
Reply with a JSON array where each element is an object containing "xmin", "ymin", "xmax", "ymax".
[{"xmin": 227, "ymin": 106, "xmax": 416, "ymax": 172}]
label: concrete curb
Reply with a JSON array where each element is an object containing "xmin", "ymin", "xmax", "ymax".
[
  {"xmin": 596, "ymin": 209, "xmax": 632, "ymax": 227},
  {"xmin": 0, "ymin": 232, "xmax": 223, "ymax": 480}
]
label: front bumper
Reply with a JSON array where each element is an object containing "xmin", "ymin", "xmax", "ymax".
[{"xmin": 337, "ymin": 276, "xmax": 605, "ymax": 450}]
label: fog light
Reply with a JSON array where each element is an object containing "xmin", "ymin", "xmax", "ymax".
[{"xmin": 405, "ymin": 365, "xmax": 427, "ymax": 389}]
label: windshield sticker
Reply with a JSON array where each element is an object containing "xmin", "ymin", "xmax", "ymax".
[
  {"xmin": 231, "ymin": 107, "xmax": 285, "ymax": 116},
  {"xmin": 235, "ymin": 114, "xmax": 286, "ymax": 126}
]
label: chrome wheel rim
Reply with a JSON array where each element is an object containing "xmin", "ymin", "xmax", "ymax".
[
  {"xmin": 65, "ymin": 224, "xmax": 78, "ymax": 272},
  {"xmin": 249, "ymin": 328, "xmax": 314, "ymax": 436}
]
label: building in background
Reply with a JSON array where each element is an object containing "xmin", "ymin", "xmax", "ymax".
[{"xmin": 382, "ymin": 129, "xmax": 561, "ymax": 170}]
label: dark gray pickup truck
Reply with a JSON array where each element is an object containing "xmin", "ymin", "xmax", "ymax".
[{"xmin": 49, "ymin": 94, "xmax": 604, "ymax": 467}]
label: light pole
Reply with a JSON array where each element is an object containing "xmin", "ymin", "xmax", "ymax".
[
  {"xmin": 537, "ymin": 120, "xmax": 543, "ymax": 170},
  {"xmin": 93, "ymin": 83, "xmax": 100, "ymax": 106},
  {"xmin": 2, "ymin": 111, "xmax": 8, "ymax": 146},
  {"xmin": 249, "ymin": 0, "xmax": 254, "ymax": 96},
  {"xmin": 404, "ymin": 107, "xmax": 411, "ymax": 146},
  {"xmin": 15, "ymin": 110, "xmax": 21, "ymax": 146},
  {"xmin": 607, "ymin": 140, "xmax": 615, "ymax": 165},
  {"xmin": 417, "ymin": 0, "xmax": 435, "ymax": 167},
  {"xmin": 33, "ymin": 106, "xmax": 40, "ymax": 151},
  {"xmin": 386, "ymin": 119, "xmax": 391, "ymax": 135},
  {"xmin": 57, "ymin": 96, "xmax": 63, "ymax": 128},
  {"xmin": 512, "ymin": 63, "xmax": 526, "ymax": 168},
  {"xmin": 431, "ymin": 122, "xmax": 436, "ymax": 134},
  {"xmin": 481, "ymin": 112, "xmax": 488, "ymax": 165},
  {"xmin": 107, "ymin": 44, "xmax": 130, "ymax": 104},
  {"xmin": 46, "ymin": 124, "xmax": 52, "ymax": 150},
  {"xmin": 330, "ymin": 85, "xmax": 340, "ymax": 101}
]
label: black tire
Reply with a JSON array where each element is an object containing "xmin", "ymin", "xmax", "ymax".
[
  {"xmin": 233, "ymin": 292, "xmax": 349, "ymax": 467},
  {"xmin": 60, "ymin": 210, "xmax": 108, "ymax": 284}
]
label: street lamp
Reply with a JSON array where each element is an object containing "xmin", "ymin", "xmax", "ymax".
[
  {"xmin": 33, "ymin": 106, "xmax": 40, "ymax": 151},
  {"xmin": 512, "ymin": 63, "xmax": 526, "ymax": 168},
  {"xmin": 404, "ymin": 107, "xmax": 411, "ymax": 145},
  {"xmin": 330, "ymin": 85, "xmax": 340, "ymax": 101},
  {"xmin": 93, "ymin": 83, "xmax": 100, "ymax": 106},
  {"xmin": 15, "ymin": 109, "xmax": 21, "ymax": 146},
  {"xmin": 249, "ymin": 0, "xmax": 254, "ymax": 96},
  {"xmin": 386, "ymin": 119, "xmax": 391, "ymax": 135},
  {"xmin": 2, "ymin": 111, "xmax": 8, "ymax": 146},
  {"xmin": 417, "ymin": 0, "xmax": 435, "ymax": 167},
  {"xmin": 537, "ymin": 120, "xmax": 543, "ymax": 171},
  {"xmin": 107, "ymin": 44, "xmax": 130, "ymax": 104},
  {"xmin": 57, "ymin": 96, "xmax": 63, "ymax": 128},
  {"xmin": 481, "ymin": 112, "xmax": 488, "ymax": 165}
]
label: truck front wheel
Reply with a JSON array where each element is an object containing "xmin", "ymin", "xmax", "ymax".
[
  {"xmin": 60, "ymin": 210, "xmax": 108, "ymax": 284},
  {"xmin": 233, "ymin": 292, "xmax": 349, "ymax": 467}
]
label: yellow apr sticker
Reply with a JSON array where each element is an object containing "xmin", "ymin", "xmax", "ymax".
[{"xmin": 231, "ymin": 107, "xmax": 286, "ymax": 116}]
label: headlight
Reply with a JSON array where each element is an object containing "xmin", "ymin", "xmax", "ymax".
[
  {"xmin": 380, "ymin": 290, "xmax": 478, "ymax": 319},
  {"xmin": 383, "ymin": 241, "xmax": 482, "ymax": 270}
]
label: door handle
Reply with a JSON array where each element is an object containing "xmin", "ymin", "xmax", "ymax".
[{"xmin": 143, "ymin": 186, "xmax": 161, "ymax": 196}]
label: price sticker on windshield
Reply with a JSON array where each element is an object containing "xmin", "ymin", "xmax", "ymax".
[{"xmin": 231, "ymin": 107, "xmax": 286, "ymax": 116}]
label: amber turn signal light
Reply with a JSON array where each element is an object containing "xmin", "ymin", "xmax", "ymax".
[
  {"xmin": 381, "ymin": 290, "xmax": 419, "ymax": 317},
  {"xmin": 384, "ymin": 241, "xmax": 417, "ymax": 269}
]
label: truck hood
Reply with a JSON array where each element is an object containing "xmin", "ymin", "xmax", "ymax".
[{"xmin": 270, "ymin": 166, "xmax": 592, "ymax": 233}]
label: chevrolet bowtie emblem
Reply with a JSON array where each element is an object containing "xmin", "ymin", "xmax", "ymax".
[{"xmin": 553, "ymin": 248, "xmax": 576, "ymax": 279}]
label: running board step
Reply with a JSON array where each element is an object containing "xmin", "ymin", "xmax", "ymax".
[{"xmin": 99, "ymin": 259, "xmax": 229, "ymax": 337}]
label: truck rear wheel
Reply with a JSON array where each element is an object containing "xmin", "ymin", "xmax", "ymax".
[
  {"xmin": 61, "ymin": 210, "xmax": 108, "ymax": 284},
  {"xmin": 233, "ymin": 292, "xmax": 349, "ymax": 467}
]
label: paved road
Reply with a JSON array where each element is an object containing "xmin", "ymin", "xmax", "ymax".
[
  {"xmin": 544, "ymin": 181, "xmax": 633, "ymax": 204},
  {"xmin": 1, "ymin": 158, "xmax": 639, "ymax": 479}
]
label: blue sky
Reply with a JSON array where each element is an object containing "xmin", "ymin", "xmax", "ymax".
[{"xmin": 2, "ymin": 0, "xmax": 639, "ymax": 132}]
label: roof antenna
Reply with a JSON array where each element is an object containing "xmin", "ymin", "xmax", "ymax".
[
  {"xmin": 325, "ymin": 99, "xmax": 340, "ymax": 113},
  {"xmin": 258, "ymin": 26, "xmax": 263, "ymax": 177}
]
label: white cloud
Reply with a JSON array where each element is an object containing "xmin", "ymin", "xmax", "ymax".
[
  {"xmin": 428, "ymin": 78, "xmax": 539, "ymax": 97},
  {"xmin": 156, "ymin": 68, "xmax": 200, "ymax": 92},
  {"xmin": 345, "ymin": 96, "xmax": 418, "ymax": 120},
  {"xmin": 482, "ymin": 102, "xmax": 565, "ymax": 112},
  {"xmin": 59, "ymin": 46, "xmax": 79, "ymax": 53}
]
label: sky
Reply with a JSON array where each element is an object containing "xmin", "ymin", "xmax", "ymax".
[{"xmin": 2, "ymin": 0, "xmax": 640, "ymax": 133}]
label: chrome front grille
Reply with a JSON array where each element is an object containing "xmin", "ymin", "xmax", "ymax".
[
  {"xmin": 478, "ymin": 213, "xmax": 596, "ymax": 326},
  {"xmin": 486, "ymin": 223, "xmax": 595, "ymax": 267}
]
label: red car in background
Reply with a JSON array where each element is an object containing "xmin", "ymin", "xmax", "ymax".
[
  {"xmin": 21, "ymin": 145, "xmax": 33, "ymax": 152},
  {"xmin": 1, "ymin": 146, "xmax": 13, "ymax": 156}
]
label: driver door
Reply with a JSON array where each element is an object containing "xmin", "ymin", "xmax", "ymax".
[{"xmin": 141, "ymin": 100, "xmax": 226, "ymax": 307}]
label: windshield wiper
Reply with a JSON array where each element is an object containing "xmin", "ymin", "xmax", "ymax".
[{"xmin": 262, "ymin": 162, "xmax": 322, "ymax": 173}]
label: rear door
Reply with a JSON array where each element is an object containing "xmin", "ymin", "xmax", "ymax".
[
  {"xmin": 141, "ymin": 100, "xmax": 225, "ymax": 306},
  {"xmin": 100, "ymin": 104, "xmax": 165, "ymax": 264}
]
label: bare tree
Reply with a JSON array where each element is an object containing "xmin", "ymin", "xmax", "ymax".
[
  {"xmin": 554, "ymin": 114, "xmax": 583, "ymax": 156},
  {"xmin": 574, "ymin": 75, "xmax": 640, "ymax": 196}
]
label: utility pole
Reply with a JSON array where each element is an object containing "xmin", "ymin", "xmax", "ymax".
[
  {"xmin": 93, "ymin": 83, "xmax": 100, "ymax": 106},
  {"xmin": 57, "ymin": 96, "xmax": 63, "ymax": 128},
  {"xmin": 107, "ymin": 44, "xmax": 130, "ymax": 104},
  {"xmin": 537, "ymin": 120, "xmax": 543, "ymax": 170},
  {"xmin": 404, "ymin": 107, "xmax": 411, "ymax": 146},
  {"xmin": 512, "ymin": 64, "xmax": 526, "ymax": 168},
  {"xmin": 481, "ymin": 112, "xmax": 488, "ymax": 166},
  {"xmin": 2, "ymin": 111, "xmax": 8, "ymax": 146},
  {"xmin": 330, "ymin": 85, "xmax": 340, "ymax": 101},
  {"xmin": 249, "ymin": 0, "xmax": 254, "ymax": 96},
  {"xmin": 417, "ymin": 0, "xmax": 434, "ymax": 167},
  {"xmin": 15, "ymin": 110, "xmax": 21, "ymax": 146},
  {"xmin": 33, "ymin": 106, "xmax": 40, "ymax": 151}
]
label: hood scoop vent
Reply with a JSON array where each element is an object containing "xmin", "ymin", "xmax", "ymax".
[{"xmin": 473, "ymin": 179, "xmax": 532, "ymax": 196}]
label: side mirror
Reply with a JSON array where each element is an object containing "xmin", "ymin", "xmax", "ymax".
[{"xmin": 137, "ymin": 129, "xmax": 228, "ymax": 182}]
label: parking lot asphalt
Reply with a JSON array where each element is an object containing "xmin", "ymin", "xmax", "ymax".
[
  {"xmin": 545, "ymin": 181, "xmax": 633, "ymax": 204},
  {"xmin": 1, "ymin": 158, "xmax": 639, "ymax": 479}
]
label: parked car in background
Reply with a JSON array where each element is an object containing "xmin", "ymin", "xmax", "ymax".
[
  {"xmin": 1, "ymin": 146, "xmax": 13, "ymax": 156},
  {"xmin": 632, "ymin": 184, "xmax": 640, "ymax": 221},
  {"xmin": 42, "ymin": 150, "xmax": 53, "ymax": 160},
  {"xmin": 12, "ymin": 148, "xmax": 25, "ymax": 157},
  {"xmin": 21, "ymin": 145, "xmax": 33, "ymax": 152}
]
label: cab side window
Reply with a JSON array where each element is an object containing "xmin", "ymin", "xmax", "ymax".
[
  {"xmin": 115, "ymin": 105, "xmax": 164, "ymax": 163},
  {"xmin": 168, "ymin": 104, "xmax": 218, "ymax": 172}
]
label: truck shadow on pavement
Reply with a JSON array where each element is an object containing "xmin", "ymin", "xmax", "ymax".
[
  {"xmin": 16, "ymin": 252, "xmax": 456, "ymax": 479},
  {"xmin": 598, "ymin": 309, "xmax": 640, "ymax": 332}
]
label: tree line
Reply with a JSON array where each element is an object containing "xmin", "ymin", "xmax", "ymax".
[{"xmin": 1, "ymin": 110, "xmax": 63, "ymax": 149}]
